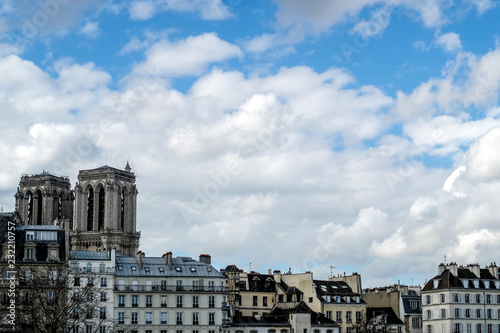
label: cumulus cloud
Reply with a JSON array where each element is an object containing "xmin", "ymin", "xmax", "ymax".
[
  {"xmin": 435, "ymin": 32, "xmax": 462, "ymax": 53},
  {"xmin": 465, "ymin": 127, "xmax": 500, "ymax": 182},
  {"xmin": 131, "ymin": 33, "xmax": 241, "ymax": 78},
  {"xmin": 128, "ymin": 0, "xmax": 234, "ymax": 21}
]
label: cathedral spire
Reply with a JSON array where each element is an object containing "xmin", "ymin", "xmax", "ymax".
[{"xmin": 125, "ymin": 161, "xmax": 131, "ymax": 173}]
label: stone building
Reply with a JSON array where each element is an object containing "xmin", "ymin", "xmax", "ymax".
[{"xmin": 70, "ymin": 164, "xmax": 140, "ymax": 256}]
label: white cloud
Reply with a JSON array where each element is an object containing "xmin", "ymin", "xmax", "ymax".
[
  {"xmin": 128, "ymin": 0, "xmax": 233, "ymax": 21},
  {"xmin": 350, "ymin": 6, "xmax": 392, "ymax": 38},
  {"xmin": 465, "ymin": 127, "xmax": 500, "ymax": 182},
  {"xmin": 131, "ymin": 33, "xmax": 241, "ymax": 78},
  {"xmin": 79, "ymin": 21, "xmax": 100, "ymax": 39},
  {"xmin": 435, "ymin": 32, "xmax": 462, "ymax": 53},
  {"xmin": 129, "ymin": 1, "xmax": 156, "ymax": 20}
]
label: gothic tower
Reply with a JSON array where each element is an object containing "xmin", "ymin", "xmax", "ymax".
[
  {"xmin": 70, "ymin": 163, "xmax": 140, "ymax": 256},
  {"xmin": 15, "ymin": 172, "xmax": 74, "ymax": 226}
]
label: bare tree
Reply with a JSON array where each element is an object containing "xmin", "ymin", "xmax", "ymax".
[
  {"xmin": 12, "ymin": 261, "xmax": 113, "ymax": 333},
  {"xmin": 352, "ymin": 312, "xmax": 393, "ymax": 333}
]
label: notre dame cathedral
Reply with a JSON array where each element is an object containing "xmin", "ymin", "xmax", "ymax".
[{"xmin": 13, "ymin": 163, "xmax": 141, "ymax": 256}]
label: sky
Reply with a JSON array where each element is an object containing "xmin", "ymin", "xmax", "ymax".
[{"xmin": 1, "ymin": 0, "xmax": 500, "ymax": 288}]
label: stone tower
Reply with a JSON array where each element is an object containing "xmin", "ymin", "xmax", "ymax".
[
  {"xmin": 70, "ymin": 163, "xmax": 140, "ymax": 256},
  {"xmin": 14, "ymin": 172, "xmax": 74, "ymax": 226}
]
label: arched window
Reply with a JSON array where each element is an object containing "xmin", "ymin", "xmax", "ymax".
[
  {"xmin": 120, "ymin": 188, "xmax": 125, "ymax": 231},
  {"xmin": 98, "ymin": 187, "xmax": 105, "ymax": 230},
  {"xmin": 26, "ymin": 191, "xmax": 33, "ymax": 224},
  {"xmin": 87, "ymin": 187, "xmax": 94, "ymax": 231},
  {"xmin": 35, "ymin": 190, "xmax": 42, "ymax": 225}
]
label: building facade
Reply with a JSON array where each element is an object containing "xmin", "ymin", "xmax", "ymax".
[
  {"xmin": 113, "ymin": 252, "xmax": 230, "ymax": 333},
  {"xmin": 422, "ymin": 262, "xmax": 500, "ymax": 333},
  {"xmin": 71, "ymin": 164, "xmax": 140, "ymax": 256}
]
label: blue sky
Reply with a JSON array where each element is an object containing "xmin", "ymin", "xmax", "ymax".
[{"xmin": 2, "ymin": 0, "xmax": 500, "ymax": 287}]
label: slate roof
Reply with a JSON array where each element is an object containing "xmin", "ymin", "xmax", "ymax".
[
  {"xmin": 247, "ymin": 273, "xmax": 275, "ymax": 292},
  {"xmin": 313, "ymin": 279, "xmax": 364, "ymax": 300},
  {"xmin": 276, "ymin": 280, "xmax": 303, "ymax": 296},
  {"xmin": 17, "ymin": 225, "xmax": 64, "ymax": 231},
  {"xmin": 70, "ymin": 250, "xmax": 112, "ymax": 260},
  {"xmin": 423, "ymin": 267, "xmax": 500, "ymax": 291},
  {"xmin": 367, "ymin": 307, "xmax": 405, "ymax": 326},
  {"xmin": 401, "ymin": 295, "xmax": 422, "ymax": 315},
  {"xmin": 115, "ymin": 255, "xmax": 224, "ymax": 278}
]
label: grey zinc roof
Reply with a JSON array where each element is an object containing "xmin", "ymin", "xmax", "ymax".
[
  {"xmin": 115, "ymin": 255, "xmax": 224, "ymax": 278},
  {"xmin": 17, "ymin": 225, "xmax": 64, "ymax": 231},
  {"xmin": 70, "ymin": 251, "xmax": 112, "ymax": 260}
]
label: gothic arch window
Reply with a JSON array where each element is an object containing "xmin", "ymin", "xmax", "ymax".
[
  {"xmin": 98, "ymin": 187, "xmax": 105, "ymax": 230},
  {"xmin": 87, "ymin": 187, "xmax": 94, "ymax": 231},
  {"xmin": 26, "ymin": 190, "xmax": 33, "ymax": 224},
  {"xmin": 120, "ymin": 187, "xmax": 126, "ymax": 231},
  {"xmin": 34, "ymin": 189, "xmax": 42, "ymax": 225}
]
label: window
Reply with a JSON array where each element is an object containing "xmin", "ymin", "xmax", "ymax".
[
  {"xmin": 131, "ymin": 312, "xmax": 138, "ymax": 325},
  {"xmin": 118, "ymin": 295, "xmax": 125, "ymax": 307},
  {"xmin": 177, "ymin": 280, "xmax": 183, "ymax": 291},
  {"xmin": 99, "ymin": 326, "xmax": 106, "ymax": 333},
  {"xmin": 465, "ymin": 294, "xmax": 470, "ymax": 303},
  {"xmin": 100, "ymin": 307, "xmax": 106, "ymax": 320},
  {"xmin": 161, "ymin": 295, "xmax": 168, "ymax": 307},
  {"xmin": 336, "ymin": 311, "xmax": 342, "ymax": 323},
  {"xmin": 467, "ymin": 324, "xmax": 472, "ymax": 333},
  {"xmin": 48, "ymin": 291, "xmax": 56, "ymax": 303},
  {"xmin": 87, "ymin": 277, "xmax": 93, "ymax": 286},
  {"xmin": 466, "ymin": 308, "xmax": 471, "ymax": 318},
  {"xmin": 146, "ymin": 295, "xmax": 152, "ymax": 307},
  {"xmin": 477, "ymin": 324, "xmax": 483, "ymax": 333},
  {"xmin": 209, "ymin": 312, "xmax": 215, "ymax": 325},
  {"xmin": 426, "ymin": 325, "xmax": 432, "ymax": 333},
  {"xmin": 145, "ymin": 267, "xmax": 150, "ymax": 273},
  {"xmin": 193, "ymin": 312, "xmax": 199, "ymax": 325},
  {"xmin": 209, "ymin": 281, "xmax": 215, "ymax": 291},
  {"xmin": 209, "ymin": 296, "xmax": 215, "ymax": 308},
  {"xmin": 161, "ymin": 312, "xmax": 167, "ymax": 324},
  {"xmin": 100, "ymin": 292, "xmax": 106, "ymax": 302},
  {"xmin": 176, "ymin": 267, "xmax": 182, "ymax": 272},
  {"xmin": 176, "ymin": 312, "xmax": 183, "ymax": 325},
  {"xmin": 309, "ymin": 297, "xmax": 313, "ymax": 303},
  {"xmin": 118, "ymin": 312, "xmax": 124, "ymax": 324},
  {"xmin": 356, "ymin": 311, "xmax": 362, "ymax": 323},
  {"xmin": 441, "ymin": 308, "xmax": 446, "ymax": 319},
  {"xmin": 346, "ymin": 311, "xmax": 352, "ymax": 323},
  {"xmin": 253, "ymin": 296, "xmax": 258, "ymax": 306},
  {"xmin": 86, "ymin": 325, "xmax": 93, "ymax": 333},
  {"xmin": 26, "ymin": 248, "xmax": 34, "ymax": 260},
  {"xmin": 440, "ymin": 293, "xmax": 445, "ymax": 303},
  {"xmin": 159, "ymin": 267, "xmax": 165, "ymax": 273},
  {"xmin": 86, "ymin": 308, "xmax": 93, "ymax": 319},
  {"xmin": 145, "ymin": 312, "xmax": 152, "ymax": 324},
  {"xmin": 193, "ymin": 296, "xmax": 199, "ymax": 308},
  {"xmin": 426, "ymin": 295, "xmax": 431, "ymax": 305},
  {"xmin": 99, "ymin": 264, "xmax": 105, "ymax": 273},
  {"xmin": 426, "ymin": 310, "xmax": 432, "ymax": 320},
  {"xmin": 476, "ymin": 294, "xmax": 482, "ymax": 304},
  {"xmin": 326, "ymin": 311, "xmax": 332, "ymax": 319},
  {"xmin": 101, "ymin": 277, "xmax": 107, "ymax": 287},
  {"xmin": 487, "ymin": 294, "xmax": 492, "ymax": 304},
  {"xmin": 455, "ymin": 308, "xmax": 460, "ymax": 318},
  {"xmin": 190, "ymin": 267, "xmax": 196, "ymax": 272},
  {"xmin": 487, "ymin": 324, "xmax": 493, "ymax": 333},
  {"xmin": 161, "ymin": 280, "xmax": 167, "ymax": 290},
  {"xmin": 488, "ymin": 309, "xmax": 492, "ymax": 319},
  {"xmin": 132, "ymin": 295, "xmax": 138, "ymax": 307},
  {"xmin": 477, "ymin": 309, "xmax": 482, "ymax": 319},
  {"xmin": 86, "ymin": 263, "xmax": 92, "ymax": 273},
  {"xmin": 412, "ymin": 317, "xmax": 421, "ymax": 328},
  {"xmin": 74, "ymin": 276, "xmax": 81, "ymax": 287},
  {"xmin": 193, "ymin": 281, "xmax": 199, "ymax": 291},
  {"xmin": 177, "ymin": 295, "xmax": 183, "ymax": 307},
  {"xmin": 263, "ymin": 296, "xmax": 268, "ymax": 306}
]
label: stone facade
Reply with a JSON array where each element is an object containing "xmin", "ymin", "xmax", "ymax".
[{"xmin": 71, "ymin": 164, "xmax": 140, "ymax": 256}]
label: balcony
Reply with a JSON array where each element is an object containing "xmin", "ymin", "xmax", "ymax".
[{"xmin": 114, "ymin": 284, "xmax": 229, "ymax": 293}]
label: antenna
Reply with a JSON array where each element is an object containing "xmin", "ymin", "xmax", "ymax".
[
  {"xmin": 443, "ymin": 255, "xmax": 447, "ymax": 265},
  {"xmin": 329, "ymin": 266, "xmax": 336, "ymax": 279}
]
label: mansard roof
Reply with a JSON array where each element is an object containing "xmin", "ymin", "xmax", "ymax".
[
  {"xmin": 70, "ymin": 250, "xmax": 112, "ymax": 261},
  {"xmin": 313, "ymin": 279, "xmax": 361, "ymax": 297},
  {"xmin": 423, "ymin": 266, "xmax": 500, "ymax": 291},
  {"xmin": 247, "ymin": 273, "xmax": 276, "ymax": 292},
  {"xmin": 115, "ymin": 255, "xmax": 224, "ymax": 278}
]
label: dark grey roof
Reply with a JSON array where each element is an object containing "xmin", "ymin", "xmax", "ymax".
[
  {"xmin": 314, "ymin": 279, "xmax": 362, "ymax": 297},
  {"xmin": 70, "ymin": 251, "xmax": 112, "ymax": 260},
  {"xmin": 115, "ymin": 255, "xmax": 224, "ymax": 278},
  {"xmin": 401, "ymin": 295, "xmax": 422, "ymax": 315}
]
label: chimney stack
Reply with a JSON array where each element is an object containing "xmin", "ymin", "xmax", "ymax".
[
  {"xmin": 199, "ymin": 254, "xmax": 211, "ymax": 265},
  {"xmin": 136, "ymin": 251, "xmax": 145, "ymax": 269},
  {"xmin": 273, "ymin": 270, "xmax": 281, "ymax": 283},
  {"xmin": 162, "ymin": 251, "xmax": 173, "ymax": 270}
]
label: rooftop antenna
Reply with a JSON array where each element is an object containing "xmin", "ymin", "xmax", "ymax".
[
  {"xmin": 443, "ymin": 254, "xmax": 447, "ymax": 265},
  {"xmin": 329, "ymin": 266, "xmax": 336, "ymax": 279},
  {"xmin": 249, "ymin": 262, "xmax": 251, "ymax": 271}
]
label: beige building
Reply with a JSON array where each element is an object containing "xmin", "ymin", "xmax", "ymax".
[{"xmin": 222, "ymin": 265, "xmax": 276, "ymax": 318}]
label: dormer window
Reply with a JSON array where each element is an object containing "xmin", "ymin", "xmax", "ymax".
[
  {"xmin": 24, "ymin": 242, "xmax": 36, "ymax": 261},
  {"xmin": 159, "ymin": 267, "xmax": 165, "ymax": 273},
  {"xmin": 131, "ymin": 266, "xmax": 137, "ymax": 271},
  {"xmin": 144, "ymin": 267, "xmax": 150, "ymax": 273},
  {"xmin": 190, "ymin": 267, "xmax": 196, "ymax": 272},
  {"xmin": 175, "ymin": 267, "xmax": 182, "ymax": 272}
]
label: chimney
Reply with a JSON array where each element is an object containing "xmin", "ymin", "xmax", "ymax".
[
  {"xmin": 136, "ymin": 251, "xmax": 145, "ymax": 269},
  {"xmin": 268, "ymin": 269, "xmax": 272, "ymax": 275},
  {"xmin": 446, "ymin": 262, "xmax": 458, "ymax": 276},
  {"xmin": 467, "ymin": 263, "xmax": 481, "ymax": 278},
  {"xmin": 199, "ymin": 254, "xmax": 211, "ymax": 265},
  {"xmin": 162, "ymin": 251, "xmax": 173, "ymax": 270},
  {"xmin": 273, "ymin": 270, "xmax": 281, "ymax": 283}
]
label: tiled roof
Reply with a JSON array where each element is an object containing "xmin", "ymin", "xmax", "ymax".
[{"xmin": 115, "ymin": 255, "xmax": 224, "ymax": 278}]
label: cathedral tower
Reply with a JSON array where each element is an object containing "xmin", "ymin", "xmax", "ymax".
[
  {"xmin": 15, "ymin": 172, "xmax": 74, "ymax": 226},
  {"xmin": 70, "ymin": 163, "xmax": 140, "ymax": 256}
]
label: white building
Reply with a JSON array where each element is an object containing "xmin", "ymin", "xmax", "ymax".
[
  {"xmin": 113, "ymin": 251, "xmax": 230, "ymax": 333},
  {"xmin": 422, "ymin": 262, "xmax": 500, "ymax": 333},
  {"xmin": 69, "ymin": 249, "xmax": 116, "ymax": 333}
]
